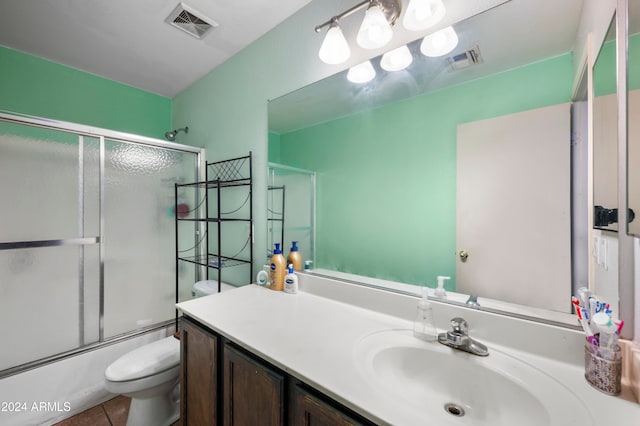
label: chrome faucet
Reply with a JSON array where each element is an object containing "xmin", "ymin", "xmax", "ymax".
[
  {"xmin": 438, "ymin": 317, "xmax": 489, "ymax": 356},
  {"xmin": 466, "ymin": 294, "xmax": 480, "ymax": 307}
]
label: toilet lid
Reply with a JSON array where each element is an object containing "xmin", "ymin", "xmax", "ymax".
[
  {"xmin": 194, "ymin": 280, "xmax": 221, "ymax": 295},
  {"xmin": 105, "ymin": 336, "xmax": 180, "ymax": 382}
]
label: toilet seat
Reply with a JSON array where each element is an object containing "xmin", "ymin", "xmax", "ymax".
[{"xmin": 105, "ymin": 336, "xmax": 180, "ymax": 382}]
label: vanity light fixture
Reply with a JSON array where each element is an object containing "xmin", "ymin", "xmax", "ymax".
[
  {"xmin": 347, "ymin": 60, "xmax": 376, "ymax": 83},
  {"xmin": 318, "ymin": 19, "xmax": 351, "ymax": 64},
  {"xmin": 380, "ymin": 44, "xmax": 413, "ymax": 71},
  {"xmin": 356, "ymin": 2, "xmax": 394, "ymax": 49},
  {"xmin": 403, "ymin": 0, "xmax": 446, "ymax": 31},
  {"xmin": 315, "ymin": 0, "xmax": 402, "ymax": 64},
  {"xmin": 420, "ymin": 26, "xmax": 459, "ymax": 57}
]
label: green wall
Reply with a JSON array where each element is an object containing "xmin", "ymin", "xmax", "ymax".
[
  {"xmin": 275, "ymin": 54, "xmax": 573, "ymax": 288},
  {"xmin": 0, "ymin": 46, "xmax": 171, "ymax": 138}
]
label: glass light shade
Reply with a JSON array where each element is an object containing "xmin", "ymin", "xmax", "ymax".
[
  {"xmin": 420, "ymin": 26, "xmax": 459, "ymax": 57},
  {"xmin": 356, "ymin": 4, "xmax": 393, "ymax": 50},
  {"xmin": 318, "ymin": 23, "xmax": 351, "ymax": 64},
  {"xmin": 403, "ymin": 0, "xmax": 446, "ymax": 31},
  {"xmin": 347, "ymin": 61, "xmax": 376, "ymax": 83},
  {"xmin": 380, "ymin": 45, "xmax": 413, "ymax": 71}
]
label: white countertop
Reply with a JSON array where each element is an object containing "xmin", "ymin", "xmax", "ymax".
[{"xmin": 176, "ymin": 277, "xmax": 640, "ymax": 426}]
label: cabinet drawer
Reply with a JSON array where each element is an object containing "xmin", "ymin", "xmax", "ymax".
[{"xmin": 291, "ymin": 383, "xmax": 374, "ymax": 426}]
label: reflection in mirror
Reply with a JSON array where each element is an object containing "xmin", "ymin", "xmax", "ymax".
[
  {"xmin": 592, "ymin": 16, "xmax": 619, "ymax": 310},
  {"xmin": 268, "ymin": 0, "xmax": 597, "ymax": 325},
  {"xmin": 266, "ymin": 163, "xmax": 316, "ymax": 266},
  {"xmin": 628, "ymin": 1, "xmax": 640, "ymax": 236},
  {"xmin": 593, "ymin": 18, "xmax": 618, "ymax": 233}
]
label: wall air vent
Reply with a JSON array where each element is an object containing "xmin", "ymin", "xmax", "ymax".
[
  {"xmin": 166, "ymin": 3, "xmax": 218, "ymax": 39},
  {"xmin": 447, "ymin": 45, "xmax": 483, "ymax": 70}
]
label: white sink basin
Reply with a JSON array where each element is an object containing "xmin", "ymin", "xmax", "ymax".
[{"xmin": 353, "ymin": 329, "xmax": 592, "ymax": 426}]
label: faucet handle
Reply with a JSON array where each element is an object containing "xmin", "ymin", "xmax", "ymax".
[{"xmin": 450, "ymin": 317, "xmax": 468, "ymax": 335}]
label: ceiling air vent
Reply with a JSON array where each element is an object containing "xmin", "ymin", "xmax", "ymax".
[
  {"xmin": 166, "ymin": 3, "xmax": 218, "ymax": 39},
  {"xmin": 447, "ymin": 45, "xmax": 483, "ymax": 70}
]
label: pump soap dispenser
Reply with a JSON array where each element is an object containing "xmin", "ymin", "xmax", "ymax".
[
  {"xmin": 413, "ymin": 287, "xmax": 437, "ymax": 342},
  {"xmin": 434, "ymin": 276, "xmax": 451, "ymax": 298}
]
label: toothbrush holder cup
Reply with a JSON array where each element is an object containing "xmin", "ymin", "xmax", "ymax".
[{"xmin": 584, "ymin": 343, "xmax": 622, "ymax": 395}]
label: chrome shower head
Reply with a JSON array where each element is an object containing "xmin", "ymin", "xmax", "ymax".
[{"xmin": 164, "ymin": 126, "xmax": 189, "ymax": 141}]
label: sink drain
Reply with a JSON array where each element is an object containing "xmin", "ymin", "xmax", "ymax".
[{"xmin": 444, "ymin": 403, "xmax": 465, "ymax": 417}]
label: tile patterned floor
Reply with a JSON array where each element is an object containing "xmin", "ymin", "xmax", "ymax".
[{"xmin": 52, "ymin": 396, "xmax": 181, "ymax": 426}]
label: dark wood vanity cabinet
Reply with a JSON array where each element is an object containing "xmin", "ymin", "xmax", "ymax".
[
  {"xmin": 180, "ymin": 316, "xmax": 375, "ymax": 426},
  {"xmin": 223, "ymin": 343, "xmax": 285, "ymax": 425},
  {"xmin": 290, "ymin": 384, "xmax": 370, "ymax": 426},
  {"xmin": 180, "ymin": 317, "xmax": 220, "ymax": 425}
]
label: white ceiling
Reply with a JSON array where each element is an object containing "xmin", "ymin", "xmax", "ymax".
[{"xmin": 0, "ymin": 0, "xmax": 313, "ymax": 97}]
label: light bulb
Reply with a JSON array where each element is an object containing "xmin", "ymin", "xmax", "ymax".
[
  {"xmin": 356, "ymin": 4, "xmax": 393, "ymax": 50},
  {"xmin": 403, "ymin": 0, "xmax": 446, "ymax": 31},
  {"xmin": 347, "ymin": 61, "xmax": 376, "ymax": 83},
  {"xmin": 380, "ymin": 45, "xmax": 413, "ymax": 71},
  {"xmin": 420, "ymin": 26, "xmax": 458, "ymax": 57},
  {"xmin": 318, "ymin": 22, "xmax": 351, "ymax": 64}
]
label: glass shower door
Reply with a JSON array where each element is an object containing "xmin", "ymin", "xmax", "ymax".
[
  {"xmin": 0, "ymin": 123, "xmax": 100, "ymax": 370},
  {"xmin": 0, "ymin": 115, "xmax": 202, "ymax": 376},
  {"xmin": 102, "ymin": 140, "xmax": 198, "ymax": 338}
]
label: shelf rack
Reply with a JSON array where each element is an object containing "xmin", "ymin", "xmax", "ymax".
[{"xmin": 175, "ymin": 152, "xmax": 253, "ymax": 304}]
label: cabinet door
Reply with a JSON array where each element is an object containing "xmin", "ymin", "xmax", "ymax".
[
  {"xmin": 290, "ymin": 384, "xmax": 370, "ymax": 426},
  {"xmin": 181, "ymin": 318, "xmax": 219, "ymax": 425},
  {"xmin": 223, "ymin": 343, "xmax": 285, "ymax": 426}
]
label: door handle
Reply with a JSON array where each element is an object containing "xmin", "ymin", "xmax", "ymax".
[{"xmin": 459, "ymin": 250, "xmax": 469, "ymax": 262}]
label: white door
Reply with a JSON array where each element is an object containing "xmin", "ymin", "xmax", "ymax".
[{"xmin": 456, "ymin": 103, "xmax": 571, "ymax": 312}]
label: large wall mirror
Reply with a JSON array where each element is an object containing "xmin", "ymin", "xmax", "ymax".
[
  {"xmin": 268, "ymin": 0, "xmax": 622, "ymax": 326},
  {"xmin": 628, "ymin": 0, "xmax": 640, "ymax": 237},
  {"xmin": 592, "ymin": 16, "xmax": 620, "ymax": 314}
]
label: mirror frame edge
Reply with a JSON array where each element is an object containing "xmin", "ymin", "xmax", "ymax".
[{"xmin": 618, "ymin": 0, "xmax": 635, "ymax": 341}]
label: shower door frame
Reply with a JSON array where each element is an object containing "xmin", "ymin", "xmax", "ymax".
[{"xmin": 0, "ymin": 110, "xmax": 205, "ymax": 378}]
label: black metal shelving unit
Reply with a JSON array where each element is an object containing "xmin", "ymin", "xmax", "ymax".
[{"xmin": 175, "ymin": 153, "xmax": 253, "ymax": 313}]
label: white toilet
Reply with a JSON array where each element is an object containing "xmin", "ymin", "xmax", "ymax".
[
  {"xmin": 193, "ymin": 279, "xmax": 233, "ymax": 297},
  {"xmin": 105, "ymin": 336, "xmax": 180, "ymax": 426},
  {"xmin": 104, "ymin": 280, "xmax": 230, "ymax": 426}
]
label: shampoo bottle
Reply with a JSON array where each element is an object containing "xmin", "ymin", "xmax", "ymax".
[
  {"xmin": 287, "ymin": 241, "xmax": 302, "ymax": 271},
  {"xmin": 284, "ymin": 264, "xmax": 299, "ymax": 294},
  {"xmin": 413, "ymin": 287, "xmax": 437, "ymax": 342},
  {"xmin": 269, "ymin": 243, "xmax": 286, "ymax": 291}
]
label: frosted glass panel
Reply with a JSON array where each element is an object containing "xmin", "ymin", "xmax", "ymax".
[
  {"xmin": 0, "ymin": 246, "xmax": 83, "ymax": 370},
  {"xmin": 82, "ymin": 244, "xmax": 101, "ymax": 345},
  {"xmin": 176, "ymin": 216, "xmax": 201, "ymax": 303},
  {"xmin": 0, "ymin": 123, "xmax": 81, "ymax": 241},
  {"xmin": 103, "ymin": 140, "xmax": 197, "ymax": 338},
  {"xmin": 82, "ymin": 136, "xmax": 101, "ymax": 238}
]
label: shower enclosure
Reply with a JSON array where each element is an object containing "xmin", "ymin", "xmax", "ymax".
[{"xmin": 0, "ymin": 112, "xmax": 203, "ymax": 377}]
